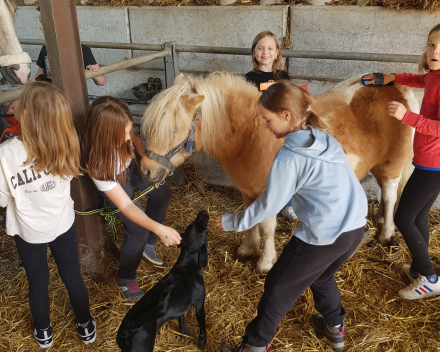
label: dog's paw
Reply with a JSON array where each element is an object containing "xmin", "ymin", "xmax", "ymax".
[
  {"xmin": 198, "ymin": 335, "xmax": 206, "ymax": 351},
  {"xmin": 180, "ymin": 328, "xmax": 189, "ymax": 338}
]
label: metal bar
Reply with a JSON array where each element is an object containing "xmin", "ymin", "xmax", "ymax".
[
  {"xmin": 0, "ymin": 50, "xmax": 170, "ymax": 104},
  {"xmin": 19, "ymin": 38, "xmax": 163, "ymax": 51},
  {"xmin": 85, "ymin": 50, "xmax": 169, "ymax": 79},
  {"xmin": 19, "ymin": 39, "xmax": 420, "ymax": 64},
  {"xmin": 163, "ymin": 43, "xmax": 176, "ymax": 89}
]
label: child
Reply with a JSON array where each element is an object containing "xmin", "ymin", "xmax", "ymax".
[
  {"xmin": 215, "ymin": 81, "xmax": 367, "ymax": 352},
  {"xmin": 0, "ymin": 82, "xmax": 96, "ymax": 348},
  {"xmin": 82, "ymin": 96, "xmax": 181, "ymax": 300},
  {"xmin": 362, "ymin": 24, "xmax": 440, "ymax": 300},
  {"xmin": 245, "ymin": 31, "xmax": 295, "ymax": 223}
]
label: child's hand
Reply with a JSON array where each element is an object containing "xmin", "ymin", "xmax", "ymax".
[
  {"xmin": 388, "ymin": 101, "xmax": 407, "ymax": 121},
  {"xmin": 215, "ymin": 217, "xmax": 224, "ymax": 231},
  {"xmin": 157, "ymin": 225, "xmax": 182, "ymax": 247},
  {"xmin": 86, "ymin": 64, "xmax": 100, "ymax": 72},
  {"xmin": 362, "ymin": 73, "xmax": 395, "ymax": 86}
]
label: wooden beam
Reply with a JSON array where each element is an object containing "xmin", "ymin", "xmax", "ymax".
[{"xmin": 39, "ymin": 0, "xmax": 118, "ymax": 280}]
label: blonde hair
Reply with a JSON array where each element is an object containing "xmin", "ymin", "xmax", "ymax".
[
  {"xmin": 19, "ymin": 82, "xmax": 82, "ymax": 179},
  {"xmin": 251, "ymin": 31, "xmax": 283, "ymax": 80},
  {"xmin": 259, "ymin": 80, "xmax": 328, "ymax": 131},
  {"xmin": 419, "ymin": 24, "xmax": 440, "ymax": 73},
  {"xmin": 82, "ymin": 96, "xmax": 134, "ymax": 183}
]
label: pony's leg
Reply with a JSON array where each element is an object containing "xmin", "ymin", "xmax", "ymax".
[
  {"xmin": 237, "ymin": 194, "xmax": 260, "ymax": 260},
  {"xmin": 370, "ymin": 167, "xmax": 384, "ymax": 223},
  {"xmin": 257, "ymin": 216, "xmax": 278, "ymax": 273},
  {"xmin": 178, "ymin": 315, "xmax": 189, "ymax": 337},
  {"xmin": 377, "ymin": 176, "xmax": 401, "ymax": 245}
]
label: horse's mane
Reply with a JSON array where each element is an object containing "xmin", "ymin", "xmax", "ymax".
[{"xmin": 141, "ymin": 72, "xmax": 259, "ymax": 151}]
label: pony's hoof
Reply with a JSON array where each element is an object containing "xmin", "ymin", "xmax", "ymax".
[
  {"xmin": 236, "ymin": 253, "xmax": 252, "ymax": 262},
  {"xmin": 237, "ymin": 245, "xmax": 259, "ymax": 260},
  {"xmin": 257, "ymin": 260, "xmax": 274, "ymax": 274}
]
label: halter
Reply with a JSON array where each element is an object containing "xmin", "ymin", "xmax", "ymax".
[{"xmin": 142, "ymin": 108, "xmax": 201, "ymax": 174}]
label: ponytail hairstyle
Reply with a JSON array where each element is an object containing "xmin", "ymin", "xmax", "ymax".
[
  {"xmin": 251, "ymin": 31, "xmax": 283, "ymax": 80},
  {"xmin": 258, "ymin": 80, "xmax": 329, "ymax": 132},
  {"xmin": 82, "ymin": 96, "xmax": 134, "ymax": 183},
  {"xmin": 419, "ymin": 24, "xmax": 440, "ymax": 73},
  {"xmin": 19, "ymin": 81, "xmax": 82, "ymax": 179}
]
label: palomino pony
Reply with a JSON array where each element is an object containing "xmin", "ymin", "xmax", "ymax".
[
  {"xmin": 140, "ymin": 72, "xmax": 416, "ymax": 273},
  {"xmin": 0, "ymin": 0, "xmax": 31, "ymax": 86}
]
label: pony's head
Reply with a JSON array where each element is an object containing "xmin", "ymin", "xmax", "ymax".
[
  {"xmin": 0, "ymin": 0, "xmax": 31, "ymax": 86},
  {"xmin": 140, "ymin": 73, "xmax": 205, "ymax": 182}
]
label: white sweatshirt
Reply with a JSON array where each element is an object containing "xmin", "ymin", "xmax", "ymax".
[{"xmin": 0, "ymin": 138, "xmax": 75, "ymax": 243}]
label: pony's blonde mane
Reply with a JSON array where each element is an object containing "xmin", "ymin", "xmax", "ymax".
[
  {"xmin": 331, "ymin": 74, "xmax": 363, "ymax": 92},
  {"xmin": 141, "ymin": 72, "xmax": 259, "ymax": 151}
]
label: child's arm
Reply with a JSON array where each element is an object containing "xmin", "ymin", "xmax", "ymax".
[
  {"xmin": 363, "ymin": 73, "xmax": 426, "ymax": 89},
  {"xmin": 0, "ymin": 160, "xmax": 11, "ymax": 208},
  {"xmin": 104, "ymin": 184, "xmax": 181, "ymax": 246},
  {"xmin": 389, "ymin": 100, "xmax": 440, "ymax": 137},
  {"xmin": 217, "ymin": 159, "xmax": 298, "ymax": 232},
  {"xmin": 86, "ymin": 64, "xmax": 107, "ymax": 86}
]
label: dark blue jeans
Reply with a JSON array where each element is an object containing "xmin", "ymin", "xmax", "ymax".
[{"xmin": 97, "ymin": 157, "xmax": 172, "ymax": 280}]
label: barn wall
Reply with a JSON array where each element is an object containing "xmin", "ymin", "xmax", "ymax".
[{"xmin": 5, "ymin": 5, "xmax": 440, "ymax": 206}]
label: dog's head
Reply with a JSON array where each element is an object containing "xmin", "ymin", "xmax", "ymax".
[{"xmin": 178, "ymin": 210, "xmax": 209, "ymax": 268}]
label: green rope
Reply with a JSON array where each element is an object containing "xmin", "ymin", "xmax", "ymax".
[{"xmin": 74, "ymin": 183, "xmax": 160, "ymax": 240}]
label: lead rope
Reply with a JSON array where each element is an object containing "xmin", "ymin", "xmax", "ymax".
[{"xmin": 74, "ymin": 182, "xmax": 160, "ymax": 240}]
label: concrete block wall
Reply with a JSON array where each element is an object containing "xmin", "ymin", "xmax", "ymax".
[{"xmin": 4, "ymin": 5, "xmax": 440, "ymax": 205}]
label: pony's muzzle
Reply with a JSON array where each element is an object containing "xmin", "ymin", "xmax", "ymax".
[{"xmin": 0, "ymin": 63, "xmax": 31, "ymax": 86}]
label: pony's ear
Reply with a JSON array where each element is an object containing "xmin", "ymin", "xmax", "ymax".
[
  {"xmin": 198, "ymin": 243, "xmax": 208, "ymax": 269},
  {"xmin": 190, "ymin": 95, "xmax": 205, "ymax": 107},
  {"xmin": 173, "ymin": 73, "xmax": 186, "ymax": 85}
]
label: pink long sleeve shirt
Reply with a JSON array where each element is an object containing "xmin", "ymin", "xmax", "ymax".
[{"xmin": 396, "ymin": 70, "xmax": 440, "ymax": 169}]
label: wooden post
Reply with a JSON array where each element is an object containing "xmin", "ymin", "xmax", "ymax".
[{"xmin": 39, "ymin": 0, "xmax": 118, "ymax": 280}]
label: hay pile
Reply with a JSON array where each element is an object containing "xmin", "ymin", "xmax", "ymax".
[{"xmin": 1, "ymin": 163, "xmax": 440, "ymax": 351}]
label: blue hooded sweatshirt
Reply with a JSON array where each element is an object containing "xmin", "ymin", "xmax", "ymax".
[{"xmin": 221, "ymin": 127, "xmax": 368, "ymax": 245}]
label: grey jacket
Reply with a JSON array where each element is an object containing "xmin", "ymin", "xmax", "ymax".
[{"xmin": 221, "ymin": 127, "xmax": 368, "ymax": 245}]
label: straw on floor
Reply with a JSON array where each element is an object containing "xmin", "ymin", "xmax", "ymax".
[{"xmin": 1, "ymin": 163, "xmax": 440, "ymax": 351}]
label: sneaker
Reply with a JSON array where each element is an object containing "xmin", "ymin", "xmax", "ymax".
[
  {"xmin": 312, "ymin": 313, "xmax": 345, "ymax": 351},
  {"xmin": 398, "ymin": 274, "xmax": 440, "ymax": 300},
  {"xmin": 402, "ymin": 264, "xmax": 418, "ymax": 283},
  {"xmin": 76, "ymin": 316, "xmax": 96, "ymax": 345},
  {"xmin": 281, "ymin": 206, "xmax": 297, "ymax": 223},
  {"xmin": 115, "ymin": 275, "xmax": 144, "ymax": 300},
  {"xmin": 143, "ymin": 244, "xmax": 163, "ymax": 265},
  {"xmin": 220, "ymin": 341, "xmax": 270, "ymax": 352},
  {"xmin": 33, "ymin": 323, "xmax": 53, "ymax": 349}
]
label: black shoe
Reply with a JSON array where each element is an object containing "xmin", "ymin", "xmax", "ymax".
[
  {"xmin": 312, "ymin": 313, "xmax": 345, "ymax": 351},
  {"xmin": 76, "ymin": 316, "xmax": 96, "ymax": 344},
  {"xmin": 33, "ymin": 323, "xmax": 53, "ymax": 349},
  {"xmin": 220, "ymin": 341, "xmax": 270, "ymax": 352}
]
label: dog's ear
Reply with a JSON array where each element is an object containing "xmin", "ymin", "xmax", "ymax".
[{"xmin": 198, "ymin": 243, "xmax": 208, "ymax": 269}]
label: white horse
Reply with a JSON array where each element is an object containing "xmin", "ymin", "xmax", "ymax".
[{"xmin": 0, "ymin": 0, "xmax": 31, "ymax": 86}]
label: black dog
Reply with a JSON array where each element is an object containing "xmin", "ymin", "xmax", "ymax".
[{"xmin": 116, "ymin": 210, "xmax": 209, "ymax": 352}]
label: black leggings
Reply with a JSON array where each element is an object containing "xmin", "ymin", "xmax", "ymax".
[
  {"xmin": 14, "ymin": 223, "xmax": 90, "ymax": 329},
  {"xmin": 244, "ymin": 227, "xmax": 364, "ymax": 347},
  {"xmin": 394, "ymin": 168, "xmax": 440, "ymax": 277}
]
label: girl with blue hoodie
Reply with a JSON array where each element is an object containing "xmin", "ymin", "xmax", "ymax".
[{"xmin": 215, "ymin": 81, "xmax": 368, "ymax": 352}]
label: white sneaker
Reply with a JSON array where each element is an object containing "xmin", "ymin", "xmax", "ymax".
[
  {"xmin": 402, "ymin": 264, "xmax": 418, "ymax": 283},
  {"xmin": 281, "ymin": 206, "xmax": 297, "ymax": 223},
  {"xmin": 398, "ymin": 275, "xmax": 440, "ymax": 300}
]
